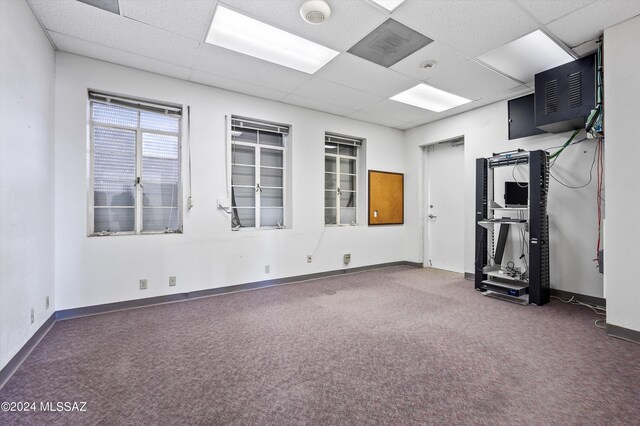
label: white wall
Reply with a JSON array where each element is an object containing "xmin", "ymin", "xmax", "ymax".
[
  {"xmin": 54, "ymin": 53, "xmax": 406, "ymax": 310},
  {"xmin": 403, "ymin": 101, "xmax": 604, "ymax": 297},
  {"xmin": 603, "ymin": 15, "xmax": 640, "ymax": 332},
  {"xmin": 0, "ymin": 0, "xmax": 56, "ymax": 370}
]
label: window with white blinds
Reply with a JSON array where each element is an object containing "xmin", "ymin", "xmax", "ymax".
[
  {"xmin": 230, "ymin": 116, "xmax": 288, "ymax": 229},
  {"xmin": 89, "ymin": 92, "xmax": 182, "ymax": 235},
  {"xmin": 325, "ymin": 133, "xmax": 362, "ymax": 226}
]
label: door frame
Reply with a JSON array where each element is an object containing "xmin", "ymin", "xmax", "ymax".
[{"xmin": 420, "ymin": 136, "xmax": 465, "ymax": 269}]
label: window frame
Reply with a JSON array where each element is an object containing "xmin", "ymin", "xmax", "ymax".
[
  {"xmin": 227, "ymin": 115, "xmax": 289, "ymax": 230},
  {"xmin": 324, "ymin": 133, "xmax": 362, "ymax": 226},
  {"xmin": 88, "ymin": 92, "xmax": 183, "ymax": 236}
]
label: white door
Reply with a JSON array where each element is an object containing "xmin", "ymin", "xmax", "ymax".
[{"xmin": 424, "ymin": 141, "xmax": 465, "ymax": 272}]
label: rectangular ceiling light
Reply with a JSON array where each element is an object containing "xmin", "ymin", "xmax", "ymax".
[
  {"xmin": 369, "ymin": 0, "xmax": 407, "ymax": 11},
  {"xmin": 478, "ymin": 30, "xmax": 576, "ymax": 83},
  {"xmin": 205, "ymin": 5, "xmax": 339, "ymax": 74},
  {"xmin": 390, "ymin": 84, "xmax": 471, "ymax": 112}
]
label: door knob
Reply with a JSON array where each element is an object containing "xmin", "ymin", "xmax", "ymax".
[{"xmin": 428, "ymin": 214, "xmax": 437, "ymax": 219}]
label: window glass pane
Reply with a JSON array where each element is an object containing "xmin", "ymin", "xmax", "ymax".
[
  {"xmin": 143, "ymin": 207, "xmax": 179, "ymax": 232},
  {"xmin": 94, "ymin": 181, "xmax": 135, "ymax": 207},
  {"xmin": 261, "ymin": 188, "xmax": 283, "ymax": 207},
  {"xmin": 261, "ymin": 208, "xmax": 283, "ymax": 227},
  {"xmin": 340, "ymin": 158, "xmax": 356, "ymax": 174},
  {"xmin": 260, "ymin": 167, "xmax": 283, "ymax": 188},
  {"xmin": 259, "ymin": 131, "xmax": 283, "ymax": 147},
  {"xmin": 325, "ymin": 191, "xmax": 337, "ymax": 208},
  {"xmin": 143, "ymin": 182, "xmax": 178, "ymax": 207},
  {"xmin": 232, "ymin": 165, "xmax": 255, "ymax": 186},
  {"xmin": 261, "ymin": 148, "xmax": 283, "ymax": 168},
  {"xmin": 325, "ymin": 208, "xmax": 337, "ymax": 225},
  {"xmin": 232, "ymin": 144, "xmax": 255, "ymax": 165},
  {"xmin": 94, "ymin": 207, "xmax": 134, "ymax": 233},
  {"xmin": 340, "ymin": 174, "xmax": 356, "ymax": 191},
  {"xmin": 340, "ymin": 191, "xmax": 356, "ymax": 207},
  {"xmin": 142, "ymin": 133, "xmax": 178, "ymax": 159},
  {"xmin": 94, "ymin": 127, "xmax": 136, "ymax": 156},
  {"xmin": 232, "ymin": 128, "xmax": 257, "ymax": 144},
  {"xmin": 339, "ymin": 144, "xmax": 357, "ymax": 157},
  {"xmin": 231, "ymin": 187, "xmax": 255, "ymax": 207},
  {"xmin": 325, "ymin": 142, "xmax": 338, "ymax": 154},
  {"xmin": 92, "ymin": 103, "xmax": 138, "ymax": 128},
  {"xmin": 325, "ymin": 173, "xmax": 336, "ymax": 190},
  {"xmin": 142, "ymin": 157, "xmax": 179, "ymax": 183},
  {"xmin": 232, "ymin": 208, "xmax": 255, "ymax": 228},
  {"xmin": 325, "ymin": 156, "xmax": 336, "ymax": 173},
  {"xmin": 340, "ymin": 208, "xmax": 356, "ymax": 225},
  {"xmin": 140, "ymin": 111, "xmax": 179, "ymax": 133}
]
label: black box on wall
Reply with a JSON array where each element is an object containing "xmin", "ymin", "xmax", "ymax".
[{"xmin": 534, "ymin": 54, "xmax": 595, "ymax": 133}]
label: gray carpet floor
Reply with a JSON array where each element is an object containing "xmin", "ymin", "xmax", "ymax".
[{"xmin": 1, "ymin": 266, "xmax": 639, "ymax": 425}]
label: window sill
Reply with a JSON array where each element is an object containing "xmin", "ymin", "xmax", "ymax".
[
  {"xmin": 231, "ymin": 226, "xmax": 288, "ymax": 232},
  {"xmin": 325, "ymin": 223, "xmax": 361, "ymax": 228},
  {"xmin": 88, "ymin": 230, "xmax": 183, "ymax": 237}
]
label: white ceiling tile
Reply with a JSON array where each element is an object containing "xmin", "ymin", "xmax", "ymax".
[
  {"xmin": 119, "ymin": 0, "xmax": 216, "ymax": 41},
  {"xmin": 281, "ymin": 94, "xmax": 358, "ymax": 117},
  {"xmin": 314, "ymin": 53, "xmax": 419, "ymax": 97},
  {"xmin": 290, "ymin": 78, "xmax": 384, "ymax": 111},
  {"xmin": 347, "ymin": 110, "xmax": 410, "ymax": 129},
  {"xmin": 190, "ymin": 70, "xmax": 289, "ymax": 102},
  {"xmin": 547, "ymin": 0, "xmax": 640, "ymax": 47},
  {"xmin": 195, "ymin": 44, "xmax": 311, "ymax": 93},
  {"xmin": 355, "ymin": 99, "xmax": 436, "ymax": 123},
  {"xmin": 393, "ymin": 0, "xmax": 538, "ymax": 57},
  {"xmin": 516, "ymin": 0, "xmax": 599, "ymax": 24},
  {"xmin": 391, "ymin": 41, "xmax": 470, "ymax": 81},
  {"xmin": 50, "ymin": 32, "xmax": 192, "ymax": 80},
  {"xmin": 221, "ymin": 0, "xmax": 388, "ymax": 51},
  {"xmin": 27, "ymin": 0, "xmax": 201, "ymax": 67},
  {"xmin": 427, "ymin": 60, "xmax": 521, "ymax": 101}
]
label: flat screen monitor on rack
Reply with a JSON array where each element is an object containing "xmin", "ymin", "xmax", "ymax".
[{"xmin": 505, "ymin": 181, "xmax": 528, "ymax": 208}]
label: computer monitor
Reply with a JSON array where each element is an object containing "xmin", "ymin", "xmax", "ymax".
[{"xmin": 505, "ymin": 182, "xmax": 528, "ymax": 207}]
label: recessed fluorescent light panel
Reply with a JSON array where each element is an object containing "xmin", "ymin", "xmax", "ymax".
[
  {"xmin": 390, "ymin": 84, "xmax": 471, "ymax": 112},
  {"xmin": 77, "ymin": 0, "xmax": 120, "ymax": 14},
  {"xmin": 369, "ymin": 0, "xmax": 407, "ymax": 12},
  {"xmin": 478, "ymin": 30, "xmax": 575, "ymax": 83},
  {"xmin": 205, "ymin": 5, "xmax": 339, "ymax": 74}
]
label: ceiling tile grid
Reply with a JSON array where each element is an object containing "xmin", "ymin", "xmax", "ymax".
[{"xmin": 24, "ymin": 0, "xmax": 640, "ymax": 130}]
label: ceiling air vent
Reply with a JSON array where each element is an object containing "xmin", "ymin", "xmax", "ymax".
[
  {"xmin": 544, "ymin": 79, "xmax": 558, "ymax": 115},
  {"xmin": 348, "ymin": 19, "xmax": 432, "ymax": 68},
  {"xmin": 568, "ymin": 72, "xmax": 582, "ymax": 108}
]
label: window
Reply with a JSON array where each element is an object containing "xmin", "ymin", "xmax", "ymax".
[
  {"xmin": 89, "ymin": 92, "xmax": 182, "ymax": 235},
  {"xmin": 325, "ymin": 133, "xmax": 362, "ymax": 225},
  {"xmin": 230, "ymin": 116, "xmax": 288, "ymax": 229}
]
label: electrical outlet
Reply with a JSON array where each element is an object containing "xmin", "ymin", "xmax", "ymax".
[
  {"xmin": 169, "ymin": 276, "xmax": 176, "ymax": 287},
  {"xmin": 343, "ymin": 253, "xmax": 351, "ymax": 265},
  {"xmin": 30, "ymin": 308, "xmax": 34, "ymax": 324},
  {"xmin": 139, "ymin": 279, "xmax": 148, "ymax": 290},
  {"xmin": 46, "ymin": 296, "xmax": 49, "ymax": 310},
  {"xmin": 307, "ymin": 255, "xmax": 312, "ymax": 263},
  {"xmin": 265, "ymin": 265, "xmax": 270, "ymax": 274}
]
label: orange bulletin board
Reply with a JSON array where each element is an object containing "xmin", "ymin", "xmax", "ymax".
[{"xmin": 368, "ymin": 170, "xmax": 404, "ymax": 225}]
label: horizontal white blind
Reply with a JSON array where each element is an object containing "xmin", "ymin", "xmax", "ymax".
[
  {"xmin": 325, "ymin": 133, "xmax": 363, "ymax": 147},
  {"xmin": 89, "ymin": 91, "xmax": 182, "ymax": 117},
  {"xmin": 231, "ymin": 116, "xmax": 289, "ymax": 134}
]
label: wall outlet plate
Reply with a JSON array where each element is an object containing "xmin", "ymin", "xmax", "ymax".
[
  {"xmin": 46, "ymin": 296, "xmax": 49, "ymax": 310},
  {"xmin": 343, "ymin": 253, "xmax": 351, "ymax": 265},
  {"xmin": 307, "ymin": 255, "xmax": 312, "ymax": 263},
  {"xmin": 140, "ymin": 279, "xmax": 148, "ymax": 290},
  {"xmin": 265, "ymin": 265, "xmax": 270, "ymax": 274},
  {"xmin": 169, "ymin": 276, "xmax": 176, "ymax": 287},
  {"xmin": 30, "ymin": 308, "xmax": 34, "ymax": 324}
]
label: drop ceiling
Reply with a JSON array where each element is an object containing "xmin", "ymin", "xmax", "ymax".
[{"xmin": 27, "ymin": 0, "xmax": 640, "ymax": 130}]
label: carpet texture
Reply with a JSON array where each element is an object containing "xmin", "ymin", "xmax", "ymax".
[{"xmin": 1, "ymin": 266, "xmax": 638, "ymax": 425}]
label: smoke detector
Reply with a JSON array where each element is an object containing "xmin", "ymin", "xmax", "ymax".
[
  {"xmin": 300, "ymin": 0, "xmax": 331, "ymax": 25},
  {"xmin": 420, "ymin": 60, "xmax": 437, "ymax": 70}
]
